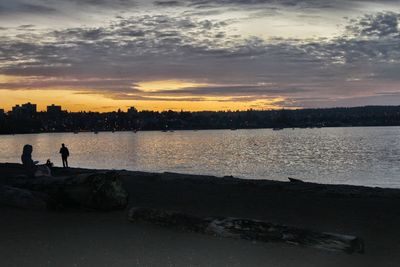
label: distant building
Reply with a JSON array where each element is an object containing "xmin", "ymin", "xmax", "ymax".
[
  {"xmin": 12, "ymin": 102, "xmax": 37, "ymax": 118},
  {"xmin": 47, "ymin": 104, "xmax": 62, "ymax": 114},
  {"xmin": 128, "ymin": 106, "xmax": 138, "ymax": 115},
  {"xmin": 22, "ymin": 102, "xmax": 37, "ymax": 113}
]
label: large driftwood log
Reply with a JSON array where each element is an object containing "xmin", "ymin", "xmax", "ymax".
[
  {"xmin": 4, "ymin": 172, "xmax": 128, "ymax": 211},
  {"xmin": 128, "ymin": 207, "xmax": 364, "ymax": 254},
  {"xmin": 0, "ymin": 186, "xmax": 48, "ymax": 210}
]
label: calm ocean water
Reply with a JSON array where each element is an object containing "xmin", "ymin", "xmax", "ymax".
[{"xmin": 1, "ymin": 127, "xmax": 400, "ymax": 188}]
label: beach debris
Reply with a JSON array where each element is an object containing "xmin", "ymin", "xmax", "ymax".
[
  {"xmin": 128, "ymin": 207, "xmax": 364, "ymax": 254},
  {"xmin": 80, "ymin": 172, "xmax": 129, "ymax": 210},
  {"xmin": 4, "ymin": 172, "xmax": 129, "ymax": 211}
]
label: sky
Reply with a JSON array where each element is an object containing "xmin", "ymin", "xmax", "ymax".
[{"xmin": 0, "ymin": 0, "xmax": 399, "ymax": 112}]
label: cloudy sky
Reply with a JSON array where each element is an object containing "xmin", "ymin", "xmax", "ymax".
[{"xmin": 0, "ymin": 0, "xmax": 399, "ymax": 111}]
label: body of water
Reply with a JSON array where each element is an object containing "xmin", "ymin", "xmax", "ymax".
[{"xmin": 1, "ymin": 127, "xmax": 400, "ymax": 188}]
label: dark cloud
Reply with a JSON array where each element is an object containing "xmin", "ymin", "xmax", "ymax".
[
  {"xmin": 188, "ymin": 0, "xmax": 272, "ymax": 6},
  {"xmin": 154, "ymin": 1, "xmax": 184, "ymax": 7},
  {"xmin": 185, "ymin": 0, "xmax": 393, "ymax": 10},
  {"xmin": 0, "ymin": 77, "xmax": 139, "ymax": 93},
  {"xmin": 17, "ymin": 24, "xmax": 36, "ymax": 29},
  {"xmin": 290, "ymin": 93, "xmax": 400, "ymax": 108},
  {"xmin": 347, "ymin": 12, "xmax": 400, "ymax": 38},
  {"xmin": 99, "ymin": 85, "xmax": 310, "ymax": 103},
  {"xmin": 190, "ymin": 0, "xmax": 397, "ymax": 6},
  {"xmin": 47, "ymin": 0, "xmax": 136, "ymax": 8},
  {"xmin": 0, "ymin": 2, "xmax": 57, "ymax": 14},
  {"xmin": 2, "ymin": 14, "xmax": 398, "ymax": 79},
  {"xmin": 299, "ymin": 13, "xmax": 400, "ymax": 66},
  {"xmin": 18, "ymin": 3, "xmax": 57, "ymax": 13},
  {"xmin": 102, "ymin": 93, "xmax": 206, "ymax": 102},
  {"xmin": 0, "ymin": 15, "xmax": 255, "ymax": 79},
  {"xmin": 148, "ymin": 85, "xmax": 308, "ymax": 96},
  {"xmin": 0, "ymin": 0, "xmax": 138, "ymax": 18}
]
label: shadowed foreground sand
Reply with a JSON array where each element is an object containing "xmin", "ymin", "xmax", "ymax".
[{"xmin": 1, "ymin": 163, "xmax": 400, "ymax": 267}]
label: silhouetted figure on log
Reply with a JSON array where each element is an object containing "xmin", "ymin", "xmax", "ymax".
[{"xmin": 59, "ymin": 143, "xmax": 70, "ymax": 168}]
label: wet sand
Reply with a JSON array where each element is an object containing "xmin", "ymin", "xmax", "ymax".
[{"xmin": 1, "ymin": 163, "xmax": 400, "ymax": 266}]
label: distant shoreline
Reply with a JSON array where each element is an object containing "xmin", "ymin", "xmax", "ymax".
[
  {"xmin": 2, "ymin": 105, "xmax": 400, "ymax": 134},
  {"xmin": 2, "ymin": 124, "xmax": 400, "ymax": 136}
]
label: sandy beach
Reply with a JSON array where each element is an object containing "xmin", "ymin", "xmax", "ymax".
[{"xmin": 1, "ymin": 163, "xmax": 400, "ymax": 267}]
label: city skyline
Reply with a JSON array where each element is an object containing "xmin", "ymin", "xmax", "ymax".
[
  {"xmin": 4, "ymin": 100, "xmax": 400, "ymax": 114},
  {"xmin": 0, "ymin": 1, "xmax": 399, "ymax": 111},
  {"xmin": 4, "ymin": 102, "xmax": 135, "ymax": 113}
]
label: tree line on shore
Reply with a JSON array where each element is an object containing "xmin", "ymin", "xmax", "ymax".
[{"xmin": 1, "ymin": 105, "xmax": 400, "ymax": 134}]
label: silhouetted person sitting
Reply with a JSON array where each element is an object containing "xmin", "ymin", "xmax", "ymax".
[
  {"xmin": 21, "ymin": 144, "xmax": 37, "ymax": 176},
  {"xmin": 60, "ymin": 143, "xmax": 70, "ymax": 168},
  {"xmin": 21, "ymin": 144, "xmax": 52, "ymax": 177}
]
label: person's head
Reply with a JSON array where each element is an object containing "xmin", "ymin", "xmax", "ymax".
[
  {"xmin": 23, "ymin": 144, "xmax": 33, "ymax": 155},
  {"xmin": 62, "ymin": 143, "xmax": 65, "ymax": 147}
]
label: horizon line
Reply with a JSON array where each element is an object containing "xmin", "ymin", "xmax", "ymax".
[{"xmin": 3, "ymin": 103, "xmax": 400, "ymax": 114}]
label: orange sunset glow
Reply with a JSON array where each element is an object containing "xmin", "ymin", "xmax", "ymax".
[
  {"xmin": 0, "ymin": 89, "xmax": 286, "ymax": 112},
  {"xmin": 0, "ymin": 76, "xmax": 287, "ymax": 112}
]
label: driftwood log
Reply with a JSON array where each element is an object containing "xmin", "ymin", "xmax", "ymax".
[
  {"xmin": 128, "ymin": 207, "xmax": 364, "ymax": 254},
  {"xmin": 0, "ymin": 185, "xmax": 48, "ymax": 210},
  {"xmin": 3, "ymin": 172, "xmax": 128, "ymax": 211}
]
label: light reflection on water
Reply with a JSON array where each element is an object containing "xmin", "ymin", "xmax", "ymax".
[{"xmin": 1, "ymin": 127, "xmax": 400, "ymax": 188}]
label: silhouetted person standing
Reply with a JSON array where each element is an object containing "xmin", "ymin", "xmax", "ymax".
[{"xmin": 59, "ymin": 144, "xmax": 70, "ymax": 168}]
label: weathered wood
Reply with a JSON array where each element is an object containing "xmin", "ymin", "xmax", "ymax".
[
  {"xmin": 5, "ymin": 172, "xmax": 129, "ymax": 211},
  {"xmin": 0, "ymin": 186, "xmax": 48, "ymax": 210},
  {"xmin": 288, "ymin": 177, "xmax": 305, "ymax": 183},
  {"xmin": 128, "ymin": 207, "xmax": 364, "ymax": 254}
]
